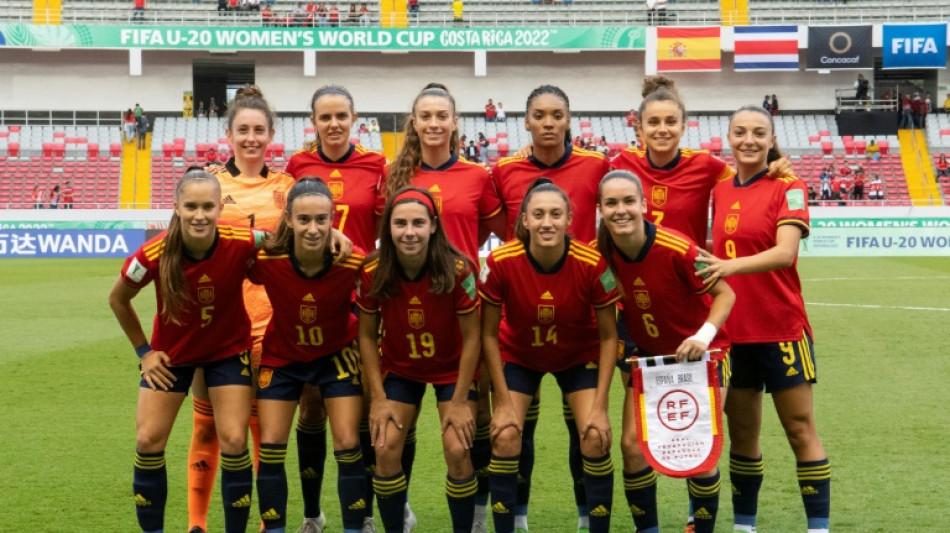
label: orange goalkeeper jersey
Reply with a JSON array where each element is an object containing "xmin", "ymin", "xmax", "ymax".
[{"xmin": 214, "ymin": 159, "xmax": 296, "ymax": 341}]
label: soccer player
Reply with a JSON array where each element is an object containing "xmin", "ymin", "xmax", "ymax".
[
  {"xmin": 284, "ymin": 84, "xmax": 388, "ymax": 533},
  {"xmin": 108, "ymin": 170, "xmax": 261, "ymax": 533},
  {"xmin": 480, "ymin": 179, "xmax": 619, "ymax": 533},
  {"xmin": 356, "ymin": 186, "xmax": 482, "ymax": 533},
  {"xmin": 596, "ymin": 170, "xmax": 735, "ymax": 533},
  {"xmin": 250, "ymin": 178, "xmax": 368, "ymax": 533},
  {"xmin": 491, "ymin": 86, "xmax": 611, "ymax": 532},
  {"xmin": 384, "ymin": 83, "xmax": 504, "ymax": 530},
  {"xmin": 696, "ymin": 105, "xmax": 830, "ymax": 533}
]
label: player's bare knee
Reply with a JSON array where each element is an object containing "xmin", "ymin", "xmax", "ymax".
[
  {"xmin": 580, "ymin": 435, "xmax": 606, "ymax": 457},
  {"xmin": 217, "ymin": 432, "xmax": 249, "ymax": 455},
  {"xmin": 492, "ymin": 426, "xmax": 521, "ymax": 456},
  {"xmin": 136, "ymin": 431, "xmax": 167, "ymax": 454}
]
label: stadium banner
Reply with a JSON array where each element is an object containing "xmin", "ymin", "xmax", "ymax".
[
  {"xmin": 0, "ymin": 24, "xmax": 646, "ymax": 51},
  {"xmin": 882, "ymin": 24, "xmax": 947, "ymax": 70},
  {"xmin": 803, "ymin": 223, "xmax": 950, "ymax": 257},
  {"xmin": 733, "ymin": 25, "xmax": 799, "ymax": 71},
  {"xmin": 0, "ymin": 229, "xmax": 145, "ymax": 258},
  {"xmin": 805, "ymin": 25, "xmax": 872, "ymax": 70},
  {"xmin": 656, "ymin": 26, "xmax": 721, "ymax": 72},
  {"xmin": 631, "ymin": 354, "xmax": 723, "ymax": 478}
]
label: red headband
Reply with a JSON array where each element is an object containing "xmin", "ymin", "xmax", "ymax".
[{"xmin": 392, "ymin": 189, "xmax": 437, "ymax": 216}]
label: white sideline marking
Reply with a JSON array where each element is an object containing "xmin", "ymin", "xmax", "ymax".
[
  {"xmin": 806, "ymin": 302, "xmax": 950, "ymax": 312},
  {"xmin": 803, "ymin": 276, "xmax": 950, "ymax": 282}
]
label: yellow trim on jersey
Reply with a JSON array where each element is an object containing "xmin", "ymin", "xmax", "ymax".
[
  {"xmin": 341, "ymin": 254, "xmax": 366, "ymax": 271},
  {"xmin": 778, "ymin": 219, "xmax": 810, "ymax": 235},
  {"xmin": 567, "ymin": 250, "xmax": 599, "ymax": 268},
  {"xmin": 477, "ymin": 288, "xmax": 502, "ymax": 306},
  {"xmin": 356, "ymin": 302, "xmax": 378, "ymax": 314},
  {"xmin": 654, "ymin": 230, "xmax": 690, "ymax": 256},
  {"xmin": 696, "ymin": 277, "xmax": 718, "ymax": 296},
  {"xmin": 217, "ymin": 224, "xmax": 251, "ymax": 241},
  {"xmin": 570, "ymin": 145, "xmax": 607, "ymax": 160},
  {"xmin": 354, "ymin": 144, "xmax": 386, "ymax": 158},
  {"xmin": 455, "ymin": 156, "xmax": 486, "ymax": 169},
  {"xmin": 568, "ymin": 241, "xmax": 603, "ymax": 262},
  {"xmin": 495, "ymin": 154, "xmax": 528, "ymax": 168},
  {"xmin": 480, "ymin": 205, "xmax": 503, "ymax": 220},
  {"xmin": 622, "ymin": 146, "xmax": 646, "ymax": 156},
  {"xmin": 457, "ymin": 302, "xmax": 480, "ymax": 315},
  {"xmin": 593, "ymin": 294, "xmax": 621, "ymax": 309},
  {"xmin": 493, "ymin": 240, "xmax": 523, "ymax": 253},
  {"xmin": 491, "ymin": 242, "xmax": 527, "ymax": 263},
  {"xmin": 144, "ymin": 240, "xmax": 166, "ymax": 261},
  {"xmin": 256, "ymin": 251, "xmax": 289, "ymax": 260},
  {"xmin": 777, "ymin": 175, "xmax": 800, "ymax": 184},
  {"xmin": 363, "ymin": 258, "xmax": 379, "ymax": 274}
]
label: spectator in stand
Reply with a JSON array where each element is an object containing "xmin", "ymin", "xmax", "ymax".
[
  {"xmin": 855, "ymin": 74, "xmax": 869, "ymax": 102},
  {"xmin": 408, "ymin": 0, "xmax": 419, "ymax": 22},
  {"xmin": 315, "ymin": 3, "xmax": 329, "ymax": 26},
  {"xmin": 218, "ymin": 0, "xmax": 229, "ymax": 15},
  {"xmin": 866, "ymin": 139, "xmax": 880, "ymax": 161},
  {"xmin": 452, "ymin": 0, "xmax": 464, "ymax": 24},
  {"xmin": 124, "ymin": 109, "xmax": 137, "ymax": 142},
  {"xmin": 246, "ymin": 0, "xmax": 260, "ymax": 11},
  {"xmin": 465, "ymin": 140, "xmax": 480, "ymax": 162},
  {"xmin": 137, "ymin": 112, "xmax": 149, "ymax": 150},
  {"xmin": 227, "ymin": 0, "xmax": 239, "ymax": 12},
  {"xmin": 347, "ymin": 3, "xmax": 359, "ymax": 26},
  {"xmin": 209, "ymin": 97, "xmax": 219, "ymax": 118},
  {"xmin": 369, "ymin": 119, "xmax": 380, "ymax": 133},
  {"xmin": 132, "ymin": 0, "xmax": 146, "ymax": 23},
  {"xmin": 868, "ymin": 174, "xmax": 884, "ymax": 200},
  {"xmin": 205, "ymin": 145, "xmax": 219, "ymax": 167},
  {"xmin": 807, "ymin": 184, "xmax": 818, "ymax": 206},
  {"xmin": 646, "ymin": 0, "xmax": 667, "ymax": 25},
  {"xmin": 496, "ymin": 102, "xmax": 506, "ymax": 123},
  {"xmin": 261, "ymin": 4, "xmax": 275, "ymax": 24},
  {"xmin": 359, "ymin": 3, "xmax": 370, "ymax": 26},
  {"xmin": 32, "ymin": 185, "xmax": 44, "ymax": 209},
  {"xmin": 134, "ymin": 103, "xmax": 143, "ymax": 120},
  {"xmin": 197, "ymin": 101, "xmax": 207, "ymax": 117},
  {"xmin": 852, "ymin": 169, "xmax": 865, "ymax": 200},
  {"xmin": 899, "ymin": 94, "xmax": 913, "ymax": 129},
  {"xmin": 911, "ymin": 93, "xmax": 922, "ymax": 128},
  {"xmin": 625, "ymin": 108, "xmax": 637, "ymax": 128},
  {"xmin": 358, "ymin": 122, "xmax": 369, "ymax": 134},
  {"xmin": 943, "ymin": 93, "xmax": 950, "ymax": 114},
  {"xmin": 49, "ymin": 184, "xmax": 61, "ymax": 209},
  {"xmin": 62, "ymin": 180, "xmax": 74, "ymax": 209},
  {"xmin": 596, "ymin": 136, "xmax": 610, "ymax": 155},
  {"xmin": 328, "ymin": 5, "xmax": 340, "ymax": 26},
  {"xmin": 478, "ymin": 132, "xmax": 489, "ymax": 163},
  {"xmin": 937, "ymin": 154, "xmax": 950, "ymax": 180},
  {"xmin": 484, "ymin": 98, "xmax": 497, "ymax": 121},
  {"xmin": 762, "ymin": 95, "xmax": 771, "ymax": 114},
  {"xmin": 819, "ymin": 174, "xmax": 832, "ymax": 201},
  {"xmin": 770, "ymin": 94, "xmax": 779, "ymax": 116}
]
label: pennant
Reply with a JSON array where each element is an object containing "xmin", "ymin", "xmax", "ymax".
[
  {"xmin": 631, "ymin": 354, "xmax": 723, "ymax": 477},
  {"xmin": 734, "ymin": 25, "xmax": 799, "ymax": 71},
  {"xmin": 657, "ymin": 27, "xmax": 721, "ymax": 72}
]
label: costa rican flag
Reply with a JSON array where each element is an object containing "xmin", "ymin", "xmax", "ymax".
[{"xmin": 733, "ymin": 26, "xmax": 799, "ymax": 71}]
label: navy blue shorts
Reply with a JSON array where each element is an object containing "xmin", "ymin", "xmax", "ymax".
[
  {"xmin": 503, "ymin": 360, "xmax": 599, "ymax": 396},
  {"xmin": 383, "ymin": 373, "xmax": 478, "ymax": 405},
  {"xmin": 615, "ymin": 308, "xmax": 639, "ymax": 374},
  {"xmin": 257, "ymin": 346, "xmax": 363, "ymax": 401},
  {"xmin": 140, "ymin": 350, "xmax": 252, "ymax": 393},
  {"xmin": 729, "ymin": 331, "xmax": 816, "ymax": 393}
]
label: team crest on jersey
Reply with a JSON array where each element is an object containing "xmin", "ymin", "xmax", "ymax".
[
  {"xmin": 633, "ymin": 290, "xmax": 651, "ymax": 310},
  {"xmin": 300, "ymin": 305, "xmax": 317, "ymax": 324},
  {"xmin": 651, "ymin": 186, "xmax": 668, "ymax": 207},
  {"xmin": 429, "ymin": 185, "xmax": 444, "ymax": 212},
  {"xmin": 258, "ymin": 368, "xmax": 273, "ymax": 389},
  {"xmin": 408, "ymin": 309, "xmax": 425, "ymax": 329},
  {"xmin": 273, "ymin": 191, "xmax": 287, "ymax": 209},
  {"xmin": 724, "ymin": 214, "xmax": 740, "ymax": 235},
  {"xmin": 197, "ymin": 287, "xmax": 215, "ymax": 304},
  {"xmin": 328, "ymin": 180, "xmax": 345, "ymax": 201},
  {"xmin": 537, "ymin": 304, "xmax": 555, "ymax": 324}
]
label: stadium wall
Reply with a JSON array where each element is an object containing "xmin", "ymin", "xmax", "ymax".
[
  {"xmin": 0, "ymin": 48, "xmax": 857, "ymax": 113},
  {"xmin": 2, "ymin": 207, "xmax": 949, "ymax": 258}
]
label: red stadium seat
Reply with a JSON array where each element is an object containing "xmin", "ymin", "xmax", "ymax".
[
  {"xmin": 497, "ymin": 132, "xmax": 508, "ymax": 139},
  {"xmin": 841, "ymin": 135, "xmax": 853, "ymax": 144},
  {"xmin": 7, "ymin": 143, "xmax": 19, "ymax": 157},
  {"xmin": 271, "ymin": 143, "xmax": 284, "ymax": 158},
  {"xmin": 855, "ymin": 141, "xmax": 866, "ymax": 155},
  {"xmin": 9, "ymin": 125, "xmax": 20, "ymax": 133},
  {"xmin": 818, "ymin": 130, "xmax": 830, "ymax": 137},
  {"xmin": 110, "ymin": 143, "xmax": 122, "ymax": 157},
  {"xmin": 878, "ymin": 141, "xmax": 889, "ymax": 155},
  {"xmin": 53, "ymin": 131, "xmax": 65, "ymax": 139},
  {"xmin": 843, "ymin": 142, "xmax": 855, "ymax": 155},
  {"xmin": 42, "ymin": 143, "xmax": 54, "ymax": 158},
  {"xmin": 581, "ymin": 131, "xmax": 593, "ymax": 139},
  {"xmin": 580, "ymin": 121, "xmax": 592, "ymax": 129},
  {"xmin": 87, "ymin": 143, "xmax": 99, "ymax": 158},
  {"xmin": 305, "ymin": 127, "xmax": 315, "ymax": 135},
  {"xmin": 162, "ymin": 143, "xmax": 174, "ymax": 158},
  {"xmin": 940, "ymin": 129, "xmax": 950, "ymax": 137},
  {"xmin": 0, "ymin": 131, "xmax": 10, "ymax": 139},
  {"xmin": 700, "ymin": 141, "xmax": 711, "ymax": 151},
  {"xmin": 497, "ymin": 143, "xmax": 509, "ymax": 157},
  {"xmin": 809, "ymin": 135, "xmax": 820, "ymax": 144},
  {"xmin": 687, "ymin": 120, "xmax": 699, "ymax": 128},
  {"xmin": 821, "ymin": 142, "xmax": 833, "ymax": 155}
]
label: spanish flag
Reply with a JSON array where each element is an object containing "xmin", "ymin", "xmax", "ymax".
[{"xmin": 657, "ymin": 27, "xmax": 721, "ymax": 72}]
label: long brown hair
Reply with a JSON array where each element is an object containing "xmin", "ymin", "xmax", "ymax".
[
  {"xmin": 262, "ymin": 177, "xmax": 334, "ymax": 256},
  {"xmin": 385, "ymin": 84, "xmax": 459, "ymax": 200},
  {"xmin": 596, "ymin": 170, "xmax": 644, "ymax": 278},
  {"xmin": 159, "ymin": 169, "xmax": 222, "ymax": 324},
  {"xmin": 513, "ymin": 177, "xmax": 571, "ymax": 244},
  {"xmin": 368, "ymin": 186, "xmax": 469, "ymax": 299},
  {"xmin": 303, "ymin": 85, "xmax": 356, "ymax": 151}
]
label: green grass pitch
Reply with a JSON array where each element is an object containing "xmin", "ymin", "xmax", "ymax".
[{"xmin": 0, "ymin": 257, "xmax": 947, "ymax": 532}]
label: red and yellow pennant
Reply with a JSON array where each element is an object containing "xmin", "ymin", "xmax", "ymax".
[{"xmin": 657, "ymin": 27, "xmax": 721, "ymax": 72}]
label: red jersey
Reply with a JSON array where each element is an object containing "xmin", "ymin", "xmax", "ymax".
[
  {"xmin": 605, "ymin": 221, "xmax": 728, "ymax": 356},
  {"xmin": 611, "ymin": 148, "xmax": 734, "ymax": 245},
  {"xmin": 356, "ymin": 258, "xmax": 480, "ymax": 385},
  {"xmin": 214, "ymin": 161, "xmax": 296, "ymax": 343},
  {"xmin": 120, "ymin": 225, "xmax": 262, "ymax": 365},
  {"xmin": 478, "ymin": 238, "xmax": 620, "ymax": 373},
  {"xmin": 493, "ymin": 145, "xmax": 610, "ymax": 242},
  {"xmin": 381, "ymin": 153, "xmax": 502, "ymax": 263},
  {"xmin": 284, "ymin": 143, "xmax": 387, "ymax": 252},
  {"xmin": 711, "ymin": 172, "xmax": 811, "ymax": 343},
  {"xmin": 248, "ymin": 248, "xmax": 365, "ymax": 367}
]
